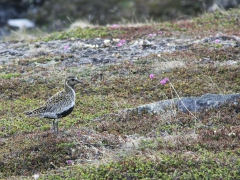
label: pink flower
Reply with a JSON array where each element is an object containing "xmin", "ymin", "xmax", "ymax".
[
  {"xmin": 64, "ymin": 45, "xmax": 69, "ymax": 50},
  {"xmin": 160, "ymin": 78, "xmax": 169, "ymax": 85},
  {"xmin": 111, "ymin": 24, "xmax": 119, "ymax": 28},
  {"xmin": 117, "ymin": 42, "xmax": 123, "ymax": 47},
  {"xmin": 120, "ymin": 39, "xmax": 126, "ymax": 43},
  {"xmin": 117, "ymin": 39, "xmax": 126, "ymax": 47},
  {"xmin": 148, "ymin": 33, "xmax": 156, "ymax": 37},
  {"xmin": 214, "ymin": 39, "xmax": 220, "ymax": 44},
  {"xmin": 149, "ymin": 74, "xmax": 154, "ymax": 79},
  {"xmin": 158, "ymin": 31, "xmax": 163, "ymax": 34},
  {"xmin": 66, "ymin": 160, "xmax": 74, "ymax": 165}
]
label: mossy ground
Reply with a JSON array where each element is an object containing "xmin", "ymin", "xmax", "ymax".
[{"xmin": 0, "ymin": 9, "xmax": 240, "ymax": 179}]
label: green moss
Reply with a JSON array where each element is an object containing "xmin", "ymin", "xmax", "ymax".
[
  {"xmin": 43, "ymin": 27, "xmax": 124, "ymax": 41},
  {"xmin": 0, "ymin": 73, "xmax": 20, "ymax": 79},
  {"xmin": 57, "ymin": 142, "xmax": 75, "ymax": 148},
  {"xmin": 0, "ymin": 134, "xmax": 76, "ymax": 177},
  {"xmin": 194, "ymin": 10, "xmax": 238, "ymax": 29},
  {"xmin": 39, "ymin": 151, "xmax": 240, "ymax": 179}
]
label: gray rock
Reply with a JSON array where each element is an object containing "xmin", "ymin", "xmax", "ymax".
[
  {"xmin": 208, "ymin": 0, "xmax": 238, "ymax": 12},
  {"xmin": 137, "ymin": 93, "xmax": 240, "ymax": 114},
  {"xmin": 7, "ymin": 19, "xmax": 35, "ymax": 29}
]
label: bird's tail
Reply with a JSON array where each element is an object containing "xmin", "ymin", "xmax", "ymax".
[
  {"xmin": 23, "ymin": 111, "xmax": 33, "ymax": 116},
  {"xmin": 24, "ymin": 106, "xmax": 47, "ymax": 117}
]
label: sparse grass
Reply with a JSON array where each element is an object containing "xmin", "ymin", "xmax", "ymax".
[
  {"xmin": 0, "ymin": 9, "xmax": 240, "ymax": 179},
  {"xmin": 0, "ymin": 59, "xmax": 238, "ymax": 137},
  {"xmin": 2, "ymin": 28, "xmax": 48, "ymax": 42},
  {"xmin": 43, "ymin": 27, "xmax": 124, "ymax": 41},
  {"xmin": 42, "ymin": 9, "xmax": 240, "ymax": 42},
  {"xmin": 170, "ymin": 9, "xmax": 240, "ymax": 37},
  {"xmin": 39, "ymin": 150, "xmax": 240, "ymax": 179}
]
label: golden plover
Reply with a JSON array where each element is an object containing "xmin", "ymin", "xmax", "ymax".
[{"xmin": 24, "ymin": 76, "xmax": 82, "ymax": 134}]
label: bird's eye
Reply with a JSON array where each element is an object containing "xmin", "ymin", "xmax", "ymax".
[{"xmin": 71, "ymin": 79, "xmax": 74, "ymax": 81}]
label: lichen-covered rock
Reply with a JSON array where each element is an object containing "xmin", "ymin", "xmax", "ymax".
[{"xmin": 137, "ymin": 93, "xmax": 240, "ymax": 113}]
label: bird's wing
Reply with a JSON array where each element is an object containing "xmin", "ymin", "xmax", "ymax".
[
  {"xmin": 43, "ymin": 90, "xmax": 72, "ymax": 112},
  {"xmin": 44, "ymin": 90, "xmax": 66, "ymax": 106},
  {"xmin": 24, "ymin": 90, "xmax": 73, "ymax": 117},
  {"xmin": 24, "ymin": 106, "xmax": 48, "ymax": 116}
]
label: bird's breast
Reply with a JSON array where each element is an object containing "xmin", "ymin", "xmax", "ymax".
[{"xmin": 57, "ymin": 106, "xmax": 74, "ymax": 118}]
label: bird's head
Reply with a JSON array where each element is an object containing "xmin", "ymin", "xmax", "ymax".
[{"xmin": 65, "ymin": 76, "xmax": 82, "ymax": 88}]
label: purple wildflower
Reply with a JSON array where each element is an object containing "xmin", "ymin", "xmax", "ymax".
[
  {"xmin": 160, "ymin": 78, "xmax": 169, "ymax": 85},
  {"xmin": 117, "ymin": 42, "xmax": 123, "ymax": 47},
  {"xmin": 120, "ymin": 39, "xmax": 126, "ymax": 43},
  {"xmin": 117, "ymin": 39, "xmax": 126, "ymax": 47},
  {"xmin": 64, "ymin": 45, "xmax": 69, "ymax": 50},
  {"xmin": 149, "ymin": 74, "xmax": 155, "ymax": 79},
  {"xmin": 148, "ymin": 33, "xmax": 157, "ymax": 37},
  {"xmin": 111, "ymin": 24, "xmax": 119, "ymax": 28},
  {"xmin": 214, "ymin": 39, "xmax": 220, "ymax": 44},
  {"xmin": 66, "ymin": 160, "xmax": 74, "ymax": 165}
]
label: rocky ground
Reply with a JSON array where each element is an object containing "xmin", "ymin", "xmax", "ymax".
[
  {"xmin": 0, "ymin": 32, "xmax": 239, "ymax": 66},
  {"xmin": 0, "ymin": 9, "xmax": 239, "ymax": 179}
]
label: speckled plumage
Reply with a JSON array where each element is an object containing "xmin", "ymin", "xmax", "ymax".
[{"xmin": 24, "ymin": 76, "xmax": 82, "ymax": 134}]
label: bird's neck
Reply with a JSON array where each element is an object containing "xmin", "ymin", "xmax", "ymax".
[{"xmin": 65, "ymin": 81, "xmax": 76, "ymax": 97}]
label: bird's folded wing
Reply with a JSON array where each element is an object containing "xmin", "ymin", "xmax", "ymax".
[
  {"xmin": 44, "ymin": 90, "xmax": 65, "ymax": 106},
  {"xmin": 24, "ymin": 106, "xmax": 48, "ymax": 116},
  {"xmin": 43, "ymin": 92, "xmax": 73, "ymax": 112}
]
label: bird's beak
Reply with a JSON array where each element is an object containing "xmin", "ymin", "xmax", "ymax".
[{"xmin": 77, "ymin": 79, "xmax": 83, "ymax": 84}]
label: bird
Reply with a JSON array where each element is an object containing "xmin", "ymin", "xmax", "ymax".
[{"xmin": 24, "ymin": 76, "xmax": 82, "ymax": 134}]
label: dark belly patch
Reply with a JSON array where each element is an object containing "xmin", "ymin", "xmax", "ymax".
[{"xmin": 57, "ymin": 106, "xmax": 74, "ymax": 118}]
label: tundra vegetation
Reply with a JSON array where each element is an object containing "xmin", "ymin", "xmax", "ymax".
[{"xmin": 0, "ymin": 9, "xmax": 239, "ymax": 179}]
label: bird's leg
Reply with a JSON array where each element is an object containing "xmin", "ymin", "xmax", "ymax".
[
  {"xmin": 52, "ymin": 119, "xmax": 58, "ymax": 134},
  {"xmin": 52, "ymin": 120, "xmax": 56, "ymax": 133},
  {"xmin": 56, "ymin": 120, "xmax": 59, "ymax": 134}
]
